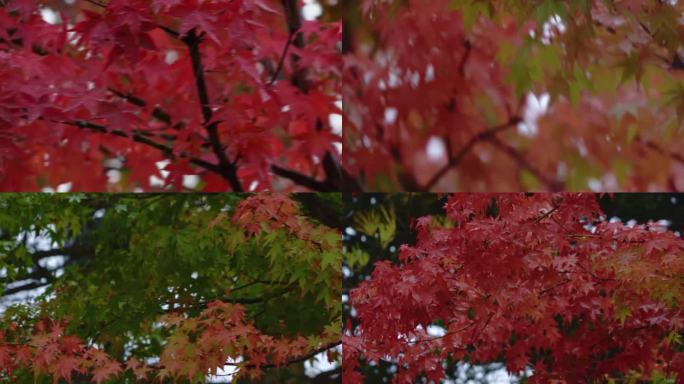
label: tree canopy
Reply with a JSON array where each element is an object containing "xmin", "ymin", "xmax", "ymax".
[
  {"xmin": 343, "ymin": 0, "xmax": 684, "ymax": 191},
  {"xmin": 0, "ymin": 0, "xmax": 343, "ymax": 192},
  {"xmin": 0, "ymin": 193, "xmax": 342, "ymax": 383},
  {"xmin": 343, "ymin": 193, "xmax": 684, "ymax": 383}
]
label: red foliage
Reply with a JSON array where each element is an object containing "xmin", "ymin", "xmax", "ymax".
[
  {"xmin": 0, "ymin": 0, "xmax": 341, "ymax": 191},
  {"xmin": 344, "ymin": 194, "xmax": 684, "ymax": 383},
  {"xmin": 0, "ymin": 301, "xmax": 335, "ymax": 382},
  {"xmin": 343, "ymin": 0, "xmax": 684, "ymax": 191}
]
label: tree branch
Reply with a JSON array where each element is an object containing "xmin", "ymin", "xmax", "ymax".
[
  {"xmin": 485, "ymin": 136, "xmax": 563, "ymax": 191},
  {"xmin": 59, "ymin": 120, "xmax": 225, "ymax": 176},
  {"xmin": 183, "ymin": 29, "xmax": 243, "ymax": 192},
  {"xmin": 422, "ymin": 116, "xmax": 522, "ymax": 191},
  {"xmin": 106, "ymin": 88, "xmax": 340, "ymax": 191},
  {"xmin": 225, "ymin": 340, "xmax": 341, "ymax": 369},
  {"xmin": 107, "ymin": 88, "xmax": 176, "ymax": 127},
  {"xmin": 277, "ymin": 0, "xmax": 360, "ymax": 191},
  {"xmin": 639, "ymin": 136, "xmax": 684, "ymax": 164},
  {"xmin": 271, "ymin": 164, "xmax": 336, "ymax": 191},
  {"xmin": 269, "ymin": 30, "xmax": 295, "ymax": 85}
]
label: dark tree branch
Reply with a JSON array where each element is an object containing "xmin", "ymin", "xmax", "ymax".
[
  {"xmin": 63, "ymin": 104, "xmax": 341, "ymax": 192},
  {"xmin": 458, "ymin": 40, "xmax": 472, "ymax": 76},
  {"xmin": 277, "ymin": 0, "xmax": 361, "ymax": 192},
  {"xmin": 269, "ymin": 30, "xmax": 295, "ymax": 85},
  {"xmin": 107, "ymin": 86, "xmax": 344, "ymax": 191},
  {"xmin": 271, "ymin": 165, "xmax": 335, "ymax": 191},
  {"xmin": 311, "ymin": 366, "xmax": 342, "ymax": 383},
  {"xmin": 225, "ymin": 340, "xmax": 341, "ymax": 369},
  {"xmin": 107, "ymin": 88, "xmax": 177, "ymax": 127},
  {"xmin": 281, "ymin": 0, "xmax": 308, "ymax": 91},
  {"xmin": 59, "ymin": 120, "xmax": 225, "ymax": 176},
  {"xmin": 183, "ymin": 29, "xmax": 243, "ymax": 192},
  {"xmin": 640, "ymin": 137, "xmax": 684, "ymax": 164},
  {"xmin": 485, "ymin": 136, "xmax": 563, "ymax": 191},
  {"xmin": 423, "ymin": 116, "xmax": 522, "ymax": 191},
  {"xmin": 1, "ymin": 280, "xmax": 50, "ymax": 296}
]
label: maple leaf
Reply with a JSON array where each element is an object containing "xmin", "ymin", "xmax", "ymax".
[
  {"xmin": 174, "ymin": 0, "xmax": 220, "ymax": 44},
  {"xmin": 151, "ymin": 0, "xmax": 184, "ymax": 13},
  {"xmin": 91, "ymin": 360, "xmax": 122, "ymax": 383},
  {"xmin": 53, "ymin": 356, "xmax": 81, "ymax": 383},
  {"xmin": 0, "ymin": 344, "xmax": 11, "ymax": 369},
  {"xmin": 645, "ymin": 237, "xmax": 674, "ymax": 255}
]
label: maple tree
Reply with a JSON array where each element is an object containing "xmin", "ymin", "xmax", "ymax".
[
  {"xmin": 343, "ymin": 193, "xmax": 684, "ymax": 383},
  {"xmin": 0, "ymin": 0, "xmax": 344, "ymax": 192},
  {"xmin": 0, "ymin": 193, "xmax": 342, "ymax": 383},
  {"xmin": 343, "ymin": 0, "xmax": 684, "ymax": 191}
]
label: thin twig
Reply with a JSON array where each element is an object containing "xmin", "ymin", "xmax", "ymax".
[
  {"xmin": 486, "ymin": 136, "xmax": 562, "ymax": 191},
  {"xmin": 423, "ymin": 116, "xmax": 522, "ymax": 191},
  {"xmin": 59, "ymin": 120, "xmax": 224, "ymax": 175},
  {"xmin": 269, "ymin": 31, "xmax": 295, "ymax": 85},
  {"xmin": 183, "ymin": 29, "xmax": 242, "ymax": 191},
  {"xmin": 224, "ymin": 341, "xmax": 341, "ymax": 369}
]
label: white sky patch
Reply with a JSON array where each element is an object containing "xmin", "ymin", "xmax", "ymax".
[
  {"xmin": 206, "ymin": 360, "xmax": 241, "ymax": 383},
  {"xmin": 518, "ymin": 93, "xmax": 550, "ymax": 137},
  {"xmin": 656, "ymin": 219, "xmax": 671, "ymax": 227},
  {"xmin": 182, "ymin": 175, "xmax": 200, "ymax": 190},
  {"xmin": 107, "ymin": 169, "xmax": 122, "ymax": 184},
  {"xmin": 384, "ymin": 107, "xmax": 398, "ymax": 124},
  {"xmin": 40, "ymin": 7, "xmax": 59, "ymax": 24},
  {"xmin": 157, "ymin": 160, "xmax": 171, "ymax": 178},
  {"xmin": 165, "ymin": 50, "xmax": 179, "ymax": 65},
  {"xmin": 449, "ymin": 363, "xmax": 532, "ymax": 384},
  {"xmin": 329, "ymin": 113, "xmax": 342, "ymax": 136},
  {"xmin": 541, "ymin": 15, "xmax": 566, "ymax": 44},
  {"xmin": 56, "ymin": 182, "xmax": 73, "ymax": 192},
  {"xmin": 529, "ymin": 14, "xmax": 567, "ymax": 45},
  {"xmin": 426, "ymin": 325, "xmax": 446, "ymax": 337},
  {"xmin": 304, "ymin": 345, "xmax": 341, "ymax": 377},
  {"xmin": 387, "ymin": 70, "xmax": 401, "ymax": 88},
  {"xmin": 425, "ymin": 136, "xmax": 447, "ymax": 163},
  {"xmin": 302, "ymin": 0, "xmax": 323, "ymax": 20},
  {"xmin": 587, "ymin": 178, "xmax": 603, "ymax": 192},
  {"xmin": 575, "ymin": 137, "xmax": 589, "ymax": 157},
  {"xmin": 37, "ymin": 255, "xmax": 67, "ymax": 270},
  {"xmin": 425, "ymin": 64, "xmax": 435, "ymax": 82},
  {"xmin": 1, "ymin": 232, "xmax": 59, "ymax": 312},
  {"xmin": 150, "ymin": 160, "xmax": 170, "ymax": 187},
  {"xmin": 104, "ymin": 158, "xmax": 123, "ymax": 169}
]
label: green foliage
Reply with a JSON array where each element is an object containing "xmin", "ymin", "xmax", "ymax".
[{"xmin": 0, "ymin": 193, "xmax": 341, "ymax": 383}]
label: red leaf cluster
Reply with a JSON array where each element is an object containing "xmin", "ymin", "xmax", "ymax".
[
  {"xmin": 0, "ymin": 0, "xmax": 341, "ymax": 191},
  {"xmin": 344, "ymin": 194, "xmax": 684, "ymax": 383},
  {"xmin": 0, "ymin": 301, "xmax": 336, "ymax": 382}
]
